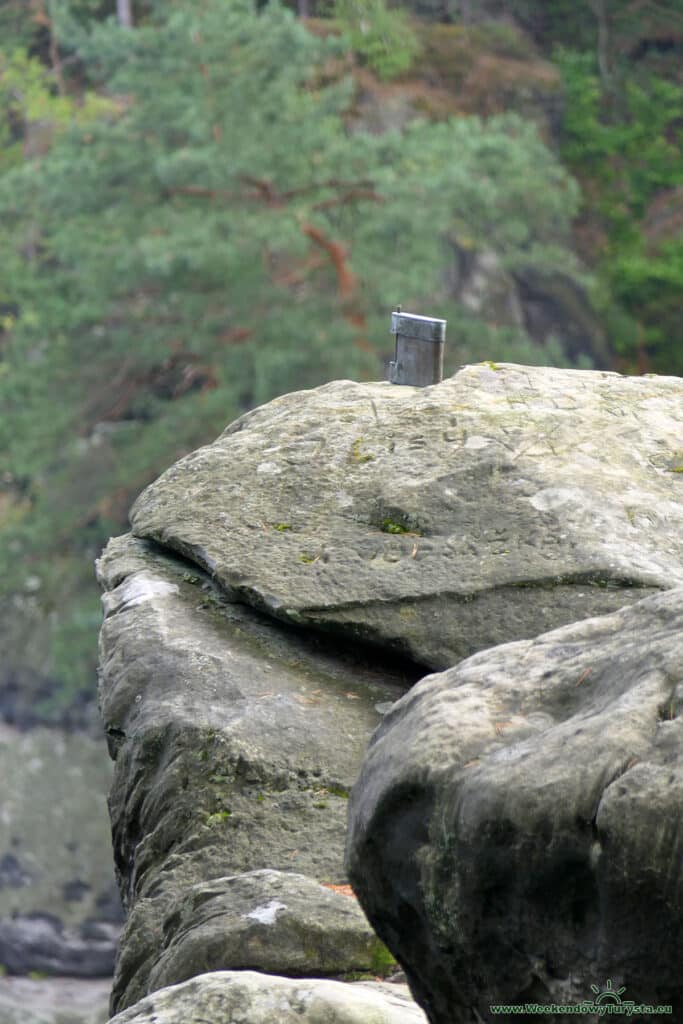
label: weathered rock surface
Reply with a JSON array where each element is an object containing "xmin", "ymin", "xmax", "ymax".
[
  {"xmin": 147, "ymin": 869, "xmax": 393, "ymax": 991},
  {"xmin": 96, "ymin": 533, "xmax": 415, "ymax": 1012},
  {"xmin": 346, "ymin": 588, "xmax": 683, "ymax": 1023},
  {"xmin": 108, "ymin": 970, "xmax": 428, "ymax": 1024},
  {"xmin": 130, "ymin": 365, "xmax": 683, "ymax": 669},
  {"xmin": 0, "ymin": 723, "xmax": 121, "ymax": 976},
  {"xmin": 100, "ymin": 365, "xmax": 683, "ymax": 1023}
]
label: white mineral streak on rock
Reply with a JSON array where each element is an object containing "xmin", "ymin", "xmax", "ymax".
[
  {"xmin": 244, "ymin": 900, "xmax": 287, "ymax": 925},
  {"xmin": 256, "ymin": 461, "xmax": 282, "ymax": 475},
  {"xmin": 463, "ymin": 434, "xmax": 490, "ymax": 449},
  {"xmin": 527, "ymin": 487, "xmax": 582, "ymax": 512},
  {"xmin": 102, "ymin": 573, "xmax": 179, "ymax": 615}
]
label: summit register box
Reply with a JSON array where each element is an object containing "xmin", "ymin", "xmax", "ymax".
[{"xmin": 388, "ymin": 308, "xmax": 447, "ymax": 386}]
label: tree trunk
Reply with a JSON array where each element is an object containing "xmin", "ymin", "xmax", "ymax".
[
  {"xmin": 589, "ymin": 0, "xmax": 611, "ymax": 86},
  {"xmin": 117, "ymin": 0, "xmax": 133, "ymax": 28},
  {"xmin": 298, "ymin": 0, "xmax": 310, "ymax": 16},
  {"xmin": 38, "ymin": 1, "xmax": 65, "ymax": 93},
  {"xmin": 48, "ymin": 17, "xmax": 66, "ymax": 94}
]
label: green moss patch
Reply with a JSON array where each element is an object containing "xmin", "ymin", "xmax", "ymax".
[{"xmin": 350, "ymin": 438, "xmax": 375, "ymax": 464}]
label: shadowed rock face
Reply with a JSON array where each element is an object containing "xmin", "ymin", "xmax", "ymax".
[
  {"xmin": 96, "ymin": 534, "xmax": 417, "ymax": 1012},
  {"xmin": 129, "ymin": 365, "xmax": 683, "ymax": 669},
  {"xmin": 346, "ymin": 589, "xmax": 683, "ymax": 1023}
]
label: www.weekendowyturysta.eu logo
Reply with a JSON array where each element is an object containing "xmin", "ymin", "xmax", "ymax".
[
  {"xmin": 591, "ymin": 979, "xmax": 629, "ymax": 1005},
  {"xmin": 489, "ymin": 978, "xmax": 673, "ymax": 1016}
]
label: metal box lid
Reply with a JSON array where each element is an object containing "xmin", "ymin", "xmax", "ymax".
[{"xmin": 390, "ymin": 310, "xmax": 447, "ymax": 344}]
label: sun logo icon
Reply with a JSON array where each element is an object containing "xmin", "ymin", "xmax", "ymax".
[{"xmin": 590, "ymin": 979, "xmax": 627, "ymax": 1005}]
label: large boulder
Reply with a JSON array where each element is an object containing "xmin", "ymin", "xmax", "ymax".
[
  {"xmin": 147, "ymin": 869, "xmax": 394, "ymax": 991},
  {"xmin": 130, "ymin": 365, "xmax": 683, "ymax": 670},
  {"xmin": 346, "ymin": 588, "xmax": 683, "ymax": 1022},
  {"xmin": 96, "ymin": 533, "xmax": 414, "ymax": 1012},
  {"xmin": 99, "ymin": 364, "xmax": 683, "ymax": 1022},
  {"xmin": 108, "ymin": 970, "xmax": 428, "ymax": 1024},
  {"xmin": 0, "ymin": 723, "xmax": 121, "ymax": 977}
]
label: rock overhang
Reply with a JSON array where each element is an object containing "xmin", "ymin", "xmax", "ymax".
[
  {"xmin": 95, "ymin": 533, "xmax": 418, "ymax": 1011},
  {"xmin": 97, "ymin": 361, "xmax": 683, "ymax": 1021},
  {"xmin": 128, "ymin": 363, "xmax": 683, "ymax": 669}
]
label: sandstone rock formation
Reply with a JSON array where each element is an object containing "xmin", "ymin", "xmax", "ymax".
[
  {"xmin": 146, "ymin": 869, "xmax": 395, "ymax": 991},
  {"xmin": 96, "ymin": 533, "xmax": 415, "ymax": 1013},
  {"xmin": 130, "ymin": 365, "xmax": 683, "ymax": 670},
  {"xmin": 97, "ymin": 363, "xmax": 683, "ymax": 1023},
  {"xmin": 346, "ymin": 588, "xmax": 683, "ymax": 1022},
  {"xmin": 107, "ymin": 970, "xmax": 428, "ymax": 1024}
]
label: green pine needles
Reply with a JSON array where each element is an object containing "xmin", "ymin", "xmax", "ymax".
[{"xmin": 0, "ymin": 0, "xmax": 593, "ymax": 720}]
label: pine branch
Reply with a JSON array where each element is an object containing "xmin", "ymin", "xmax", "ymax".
[
  {"xmin": 301, "ymin": 222, "xmax": 356, "ymax": 297},
  {"xmin": 312, "ymin": 188, "xmax": 385, "ymax": 211},
  {"xmin": 167, "ymin": 177, "xmax": 380, "ymax": 207},
  {"xmin": 301, "ymin": 222, "xmax": 372, "ymax": 352}
]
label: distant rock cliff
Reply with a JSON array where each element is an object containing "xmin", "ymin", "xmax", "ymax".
[
  {"xmin": 0, "ymin": 725, "xmax": 120, "ymax": 982},
  {"xmin": 97, "ymin": 363, "xmax": 683, "ymax": 1023}
]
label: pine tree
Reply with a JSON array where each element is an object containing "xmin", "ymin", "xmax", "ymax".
[{"xmin": 0, "ymin": 0, "xmax": 583, "ymax": 718}]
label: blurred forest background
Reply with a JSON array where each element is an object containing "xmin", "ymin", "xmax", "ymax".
[{"xmin": 0, "ymin": 0, "xmax": 681, "ymax": 729}]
